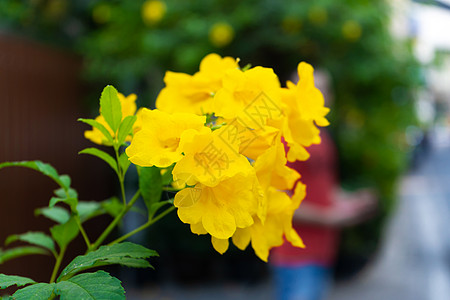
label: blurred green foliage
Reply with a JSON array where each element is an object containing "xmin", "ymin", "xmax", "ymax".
[{"xmin": 1, "ymin": 0, "xmax": 422, "ymax": 265}]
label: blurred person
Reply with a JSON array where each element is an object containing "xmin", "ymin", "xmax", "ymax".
[{"xmin": 269, "ymin": 70, "xmax": 377, "ymax": 300}]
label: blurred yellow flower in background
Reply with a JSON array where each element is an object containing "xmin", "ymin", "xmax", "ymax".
[
  {"xmin": 142, "ymin": 0, "xmax": 166, "ymax": 25},
  {"xmin": 209, "ymin": 22, "xmax": 234, "ymax": 47},
  {"xmin": 342, "ymin": 20, "xmax": 362, "ymax": 41}
]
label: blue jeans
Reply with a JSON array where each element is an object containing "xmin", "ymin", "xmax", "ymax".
[{"xmin": 272, "ymin": 264, "xmax": 331, "ymax": 300}]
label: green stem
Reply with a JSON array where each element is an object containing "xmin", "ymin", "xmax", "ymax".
[
  {"xmin": 89, "ymin": 190, "xmax": 141, "ymax": 251},
  {"xmin": 75, "ymin": 216, "xmax": 91, "ymax": 250},
  {"xmin": 114, "ymin": 146, "xmax": 126, "ymax": 205},
  {"xmin": 50, "ymin": 245, "xmax": 67, "ymax": 283},
  {"xmin": 108, "ymin": 206, "xmax": 175, "ymax": 246}
]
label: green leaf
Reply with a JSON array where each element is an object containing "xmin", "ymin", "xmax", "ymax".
[
  {"xmin": 35, "ymin": 206, "xmax": 70, "ymax": 224},
  {"xmin": 0, "ymin": 274, "xmax": 35, "ymax": 289},
  {"xmin": 118, "ymin": 152, "xmax": 131, "ymax": 176},
  {"xmin": 99, "ymin": 85, "xmax": 122, "ymax": 134},
  {"xmin": 117, "ymin": 115, "xmax": 136, "ymax": 146},
  {"xmin": 55, "ymin": 271, "xmax": 124, "ymax": 300},
  {"xmin": 12, "ymin": 283, "xmax": 55, "ymax": 300},
  {"xmin": 0, "ymin": 247, "xmax": 49, "ymax": 264},
  {"xmin": 138, "ymin": 166, "xmax": 162, "ymax": 218},
  {"xmin": 79, "ymin": 148, "xmax": 118, "ymax": 174},
  {"xmin": 161, "ymin": 164, "xmax": 175, "ymax": 186},
  {"xmin": 77, "ymin": 201, "xmax": 103, "ymax": 223},
  {"xmin": 78, "ymin": 118, "xmax": 113, "ymax": 144},
  {"xmin": 0, "ymin": 161, "xmax": 69, "ymax": 190},
  {"xmin": 58, "ymin": 242, "xmax": 158, "ymax": 281},
  {"xmin": 50, "ymin": 217, "xmax": 79, "ymax": 249},
  {"xmin": 54, "ymin": 187, "xmax": 78, "ymax": 200},
  {"xmin": 49, "ymin": 197, "xmax": 78, "ymax": 213},
  {"xmin": 5, "ymin": 232, "xmax": 55, "ymax": 254},
  {"xmin": 101, "ymin": 197, "xmax": 123, "ymax": 218}
]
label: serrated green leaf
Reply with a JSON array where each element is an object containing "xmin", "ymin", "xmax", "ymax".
[
  {"xmin": 35, "ymin": 206, "xmax": 70, "ymax": 224},
  {"xmin": 0, "ymin": 274, "xmax": 36, "ymax": 289},
  {"xmin": 100, "ymin": 85, "xmax": 122, "ymax": 134},
  {"xmin": 77, "ymin": 201, "xmax": 103, "ymax": 223},
  {"xmin": 117, "ymin": 115, "xmax": 136, "ymax": 146},
  {"xmin": 0, "ymin": 247, "xmax": 49, "ymax": 264},
  {"xmin": 12, "ymin": 282, "xmax": 54, "ymax": 300},
  {"xmin": 5, "ymin": 232, "xmax": 55, "ymax": 254},
  {"xmin": 50, "ymin": 217, "xmax": 79, "ymax": 249},
  {"xmin": 78, "ymin": 148, "xmax": 118, "ymax": 174},
  {"xmin": 58, "ymin": 242, "xmax": 158, "ymax": 280},
  {"xmin": 138, "ymin": 166, "xmax": 162, "ymax": 218},
  {"xmin": 118, "ymin": 152, "xmax": 131, "ymax": 176},
  {"xmin": 56, "ymin": 271, "xmax": 124, "ymax": 300},
  {"xmin": 0, "ymin": 161, "xmax": 69, "ymax": 190},
  {"xmin": 78, "ymin": 118, "xmax": 113, "ymax": 144}
]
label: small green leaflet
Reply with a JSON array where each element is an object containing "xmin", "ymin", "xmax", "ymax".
[
  {"xmin": 5, "ymin": 232, "xmax": 55, "ymax": 254},
  {"xmin": 99, "ymin": 85, "xmax": 122, "ymax": 134},
  {"xmin": 117, "ymin": 115, "xmax": 136, "ymax": 146},
  {"xmin": 79, "ymin": 148, "xmax": 118, "ymax": 174},
  {"xmin": 50, "ymin": 217, "xmax": 79, "ymax": 249},
  {"xmin": 138, "ymin": 166, "xmax": 162, "ymax": 218},
  {"xmin": 78, "ymin": 118, "xmax": 113, "ymax": 144},
  {"xmin": 118, "ymin": 152, "xmax": 131, "ymax": 176},
  {"xmin": 55, "ymin": 271, "xmax": 124, "ymax": 300},
  {"xmin": 12, "ymin": 283, "xmax": 55, "ymax": 300},
  {"xmin": 0, "ymin": 161, "xmax": 70, "ymax": 190},
  {"xmin": 0, "ymin": 274, "xmax": 35, "ymax": 289},
  {"xmin": 35, "ymin": 206, "xmax": 70, "ymax": 224},
  {"xmin": 58, "ymin": 242, "xmax": 158, "ymax": 281},
  {"xmin": 0, "ymin": 247, "xmax": 49, "ymax": 264}
]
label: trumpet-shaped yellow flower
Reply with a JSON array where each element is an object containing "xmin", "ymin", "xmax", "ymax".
[
  {"xmin": 279, "ymin": 62, "xmax": 329, "ymax": 161},
  {"xmin": 156, "ymin": 53, "xmax": 238, "ymax": 115},
  {"xmin": 232, "ymin": 183, "xmax": 306, "ymax": 262},
  {"xmin": 214, "ymin": 66, "xmax": 282, "ymax": 129},
  {"xmin": 254, "ymin": 136, "xmax": 300, "ymax": 191},
  {"xmin": 174, "ymin": 173, "xmax": 261, "ymax": 240},
  {"xmin": 85, "ymin": 93, "xmax": 138, "ymax": 145},
  {"xmin": 173, "ymin": 125, "xmax": 254, "ymax": 187},
  {"xmin": 126, "ymin": 109, "xmax": 206, "ymax": 168}
]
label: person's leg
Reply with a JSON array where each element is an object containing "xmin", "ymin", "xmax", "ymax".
[{"xmin": 272, "ymin": 264, "xmax": 331, "ymax": 300}]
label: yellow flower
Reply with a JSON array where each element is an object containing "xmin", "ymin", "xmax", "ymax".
[
  {"xmin": 214, "ymin": 66, "xmax": 282, "ymax": 129},
  {"xmin": 156, "ymin": 53, "xmax": 238, "ymax": 115},
  {"xmin": 254, "ymin": 136, "xmax": 300, "ymax": 191},
  {"xmin": 172, "ymin": 125, "xmax": 254, "ymax": 187},
  {"xmin": 84, "ymin": 93, "xmax": 138, "ymax": 145},
  {"xmin": 174, "ymin": 173, "xmax": 261, "ymax": 239},
  {"xmin": 232, "ymin": 183, "xmax": 306, "ymax": 262},
  {"xmin": 126, "ymin": 109, "xmax": 206, "ymax": 168},
  {"xmin": 342, "ymin": 20, "xmax": 362, "ymax": 41},
  {"xmin": 209, "ymin": 22, "xmax": 234, "ymax": 47},
  {"xmin": 238, "ymin": 125, "xmax": 280, "ymax": 161},
  {"xmin": 279, "ymin": 62, "xmax": 329, "ymax": 161},
  {"xmin": 142, "ymin": 0, "xmax": 166, "ymax": 25}
]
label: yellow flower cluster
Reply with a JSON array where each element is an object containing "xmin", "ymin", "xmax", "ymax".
[{"xmin": 85, "ymin": 54, "xmax": 329, "ymax": 261}]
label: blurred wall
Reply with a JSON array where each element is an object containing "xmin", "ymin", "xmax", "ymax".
[{"xmin": 0, "ymin": 34, "xmax": 114, "ymax": 284}]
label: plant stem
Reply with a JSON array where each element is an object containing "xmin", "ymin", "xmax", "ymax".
[
  {"xmin": 89, "ymin": 190, "xmax": 141, "ymax": 252},
  {"xmin": 108, "ymin": 205, "xmax": 175, "ymax": 246},
  {"xmin": 50, "ymin": 245, "xmax": 67, "ymax": 283},
  {"xmin": 114, "ymin": 146, "xmax": 127, "ymax": 205},
  {"xmin": 75, "ymin": 216, "xmax": 91, "ymax": 250}
]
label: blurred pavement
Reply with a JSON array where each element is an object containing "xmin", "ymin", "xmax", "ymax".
[{"xmin": 127, "ymin": 130, "xmax": 450, "ymax": 300}]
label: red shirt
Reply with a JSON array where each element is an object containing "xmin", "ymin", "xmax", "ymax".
[{"xmin": 270, "ymin": 132, "xmax": 339, "ymax": 266}]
